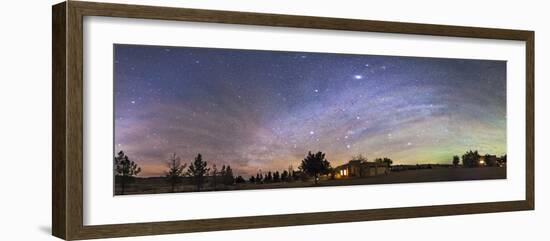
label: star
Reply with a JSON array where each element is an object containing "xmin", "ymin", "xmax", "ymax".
[
  {"xmin": 354, "ymin": 75, "xmax": 363, "ymax": 79},
  {"xmin": 130, "ymin": 100, "xmax": 136, "ymax": 104}
]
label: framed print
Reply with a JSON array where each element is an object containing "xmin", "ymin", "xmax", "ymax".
[{"xmin": 52, "ymin": 1, "xmax": 534, "ymax": 240}]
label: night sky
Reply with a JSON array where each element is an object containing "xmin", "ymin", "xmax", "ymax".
[{"xmin": 114, "ymin": 44, "xmax": 507, "ymax": 177}]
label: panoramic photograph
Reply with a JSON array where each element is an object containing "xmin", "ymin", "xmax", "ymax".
[{"xmin": 113, "ymin": 44, "xmax": 507, "ymax": 195}]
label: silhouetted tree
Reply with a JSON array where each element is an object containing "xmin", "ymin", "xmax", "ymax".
[
  {"xmin": 352, "ymin": 154, "xmax": 368, "ymax": 162},
  {"xmin": 114, "ymin": 150, "xmax": 141, "ymax": 195},
  {"xmin": 256, "ymin": 173, "xmax": 262, "ymax": 184},
  {"xmin": 484, "ymin": 154, "xmax": 498, "ymax": 167},
  {"xmin": 223, "ymin": 165, "xmax": 234, "ymax": 185},
  {"xmin": 288, "ymin": 165, "xmax": 295, "ymax": 182},
  {"xmin": 210, "ymin": 164, "xmax": 219, "ymax": 190},
  {"xmin": 235, "ymin": 176, "xmax": 245, "ymax": 184},
  {"xmin": 281, "ymin": 170, "xmax": 289, "ymax": 182},
  {"xmin": 299, "ymin": 151, "xmax": 331, "ymax": 184},
  {"xmin": 265, "ymin": 171, "xmax": 273, "ymax": 183},
  {"xmin": 165, "ymin": 153, "xmax": 186, "ymax": 193},
  {"xmin": 382, "ymin": 157, "xmax": 393, "ymax": 167},
  {"xmin": 249, "ymin": 176, "xmax": 256, "ymax": 183},
  {"xmin": 375, "ymin": 157, "xmax": 393, "ymax": 167},
  {"xmin": 187, "ymin": 153, "xmax": 210, "ymax": 191},
  {"xmin": 273, "ymin": 171, "xmax": 280, "ymax": 182},
  {"xmin": 452, "ymin": 155, "xmax": 460, "ymax": 167},
  {"xmin": 498, "ymin": 154, "xmax": 507, "ymax": 167},
  {"xmin": 462, "ymin": 150, "xmax": 481, "ymax": 168}
]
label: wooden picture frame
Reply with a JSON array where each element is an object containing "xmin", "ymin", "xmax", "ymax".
[{"xmin": 52, "ymin": 1, "xmax": 534, "ymax": 240}]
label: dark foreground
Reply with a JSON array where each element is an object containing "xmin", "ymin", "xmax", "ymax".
[{"xmin": 115, "ymin": 167, "xmax": 506, "ymax": 195}]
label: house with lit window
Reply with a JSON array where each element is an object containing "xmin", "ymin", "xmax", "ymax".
[{"xmin": 333, "ymin": 160, "xmax": 390, "ymax": 179}]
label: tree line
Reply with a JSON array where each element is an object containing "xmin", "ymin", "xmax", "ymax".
[
  {"xmin": 114, "ymin": 151, "xmax": 236, "ymax": 194},
  {"xmin": 114, "ymin": 150, "xmax": 397, "ymax": 194},
  {"xmin": 451, "ymin": 150, "xmax": 507, "ymax": 168}
]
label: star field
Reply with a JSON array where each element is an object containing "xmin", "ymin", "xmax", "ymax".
[{"xmin": 114, "ymin": 44, "xmax": 506, "ymax": 177}]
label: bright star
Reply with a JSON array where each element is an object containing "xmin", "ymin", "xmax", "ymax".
[
  {"xmin": 309, "ymin": 131, "xmax": 315, "ymax": 135},
  {"xmin": 354, "ymin": 75, "xmax": 363, "ymax": 79}
]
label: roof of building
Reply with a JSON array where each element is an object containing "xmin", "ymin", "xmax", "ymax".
[{"xmin": 335, "ymin": 160, "xmax": 388, "ymax": 169}]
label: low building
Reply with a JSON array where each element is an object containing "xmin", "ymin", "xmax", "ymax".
[{"xmin": 333, "ymin": 160, "xmax": 390, "ymax": 179}]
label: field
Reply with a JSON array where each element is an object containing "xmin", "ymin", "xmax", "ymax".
[{"xmin": 115, "ymin": 167, "xmax": 506, "ymax": 195}]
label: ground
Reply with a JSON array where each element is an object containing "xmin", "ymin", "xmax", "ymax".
[{"xmin": 115, "ymin": 167, "xmax": 506, "ymax": 195}]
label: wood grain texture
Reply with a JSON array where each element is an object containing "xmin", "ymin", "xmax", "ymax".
[
  {"xmin": 74, "ymin": 201, "xmax": 531, "ymax": 240},
  {"xmin": 52, "ymin": 2, "xmax": 67, "ymax": 239},
  {"xmin": 52, "ymin": 1, "xmax": 535, "ymax": 240},
  {"xmin": 525, "ymin": 32, "xmax": 535, "ymax": 209},
  {"xmin": 71, "ymin": 1, "xmax": 532, "ymax": 40},
  {"xmin": 66, "ymin": 2, "xmax": 85, "ymax": 240}
]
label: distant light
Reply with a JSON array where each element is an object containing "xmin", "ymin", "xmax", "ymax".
[{"xmin": 354, "ymin": 75, "xmax": 363, "ymax": 79}]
